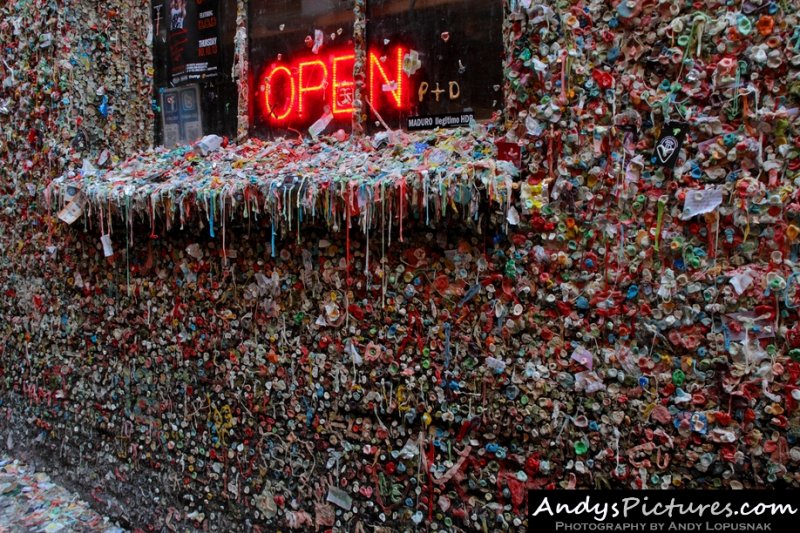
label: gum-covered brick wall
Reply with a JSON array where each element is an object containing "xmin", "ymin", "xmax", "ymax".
[
  {"xmin": 0, "ymin": 0, "xmax": 153, "ymax": 523},
  {"xmin": 3, "ymin": 1, "xmax": 800, "ymax": 532},
  {"xmin": 0, "ymin": 0, "xmax": 154, "ymax": 182}
]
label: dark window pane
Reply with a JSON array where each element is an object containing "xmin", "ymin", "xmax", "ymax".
[
  {"xmin": 152, "ymin": 0, "xmax": 238, "ymax": 145},
  {"xmin": 249, "ymin": 1, "xmax": 356, "ymax": 138},
  {"xmin": 366, "ymin": 0, "xmax": 504, "ymax": 131}
]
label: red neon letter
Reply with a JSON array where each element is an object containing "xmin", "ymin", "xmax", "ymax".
[
  {"xmin": 369, "ymin": 47, "xmax": 405, "ymax": 109},
  {"xmin": 298, "ymin": 60, "xmax": 329, "ymax": 116},
  {"xmin": 332, "ymin": 54, "xmax": 355, "ymax": 117},
  {"xmin": 264, "ymin": 65, "xmax": 295, "ymax": 121}
]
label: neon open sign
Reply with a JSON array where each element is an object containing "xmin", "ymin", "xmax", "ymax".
[{"xmin": 260, "ymin": 46, "xmax": 408, "ymax": 125}]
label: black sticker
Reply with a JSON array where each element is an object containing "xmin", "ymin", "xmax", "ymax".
[{"xmin": 653, "ymin": 121, "xmax": 688, "ymax": 168}]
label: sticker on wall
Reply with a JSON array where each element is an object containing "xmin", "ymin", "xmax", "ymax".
[
  {"xmin": 496, "ymin": 140, "xmax": 522, "ymax": 169},
  {"xmin": 653, "ymin": 121, "xmax": 688, "ymax": 168}
]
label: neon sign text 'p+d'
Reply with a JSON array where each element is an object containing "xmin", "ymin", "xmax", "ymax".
[{"xmin": 262, "ymin": 46, "xmax": 407, "ymax": 124}]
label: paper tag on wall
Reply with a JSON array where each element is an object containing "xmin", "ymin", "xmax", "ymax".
[
  {"xmin": 681, "ymin": 187, "xmax": 723, "ymax": 219},
  {"xmin": 57, "ymin": 195, "xmax": 86, "ymax": 225},
  {"xmin": 729, "ymin": 271, "xmax": 754, "ymax": 295},
  {"xmin": 326, "ymin": 486, "xmax": 352, "ymax": 510},
  {"xmin": 312, "ymin": 29, "xmax": 324, "ymax": 54},
  {"xmin": 100, "ymin": 234, "xmax": 114, "ymax": 257},
  {"xmin": 309, "ymin": 111, "xmax": 333, "ymax": 139}
]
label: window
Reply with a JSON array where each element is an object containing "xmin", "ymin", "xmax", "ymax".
[
  {"xmin": 247, "ymin": 0, "xmax": 503, "ymax": 138},
  {"xmin": 249, "ymin": 0, "xmax": 356, "ymax": 138},
  {"xmin": 365, "ymin": 0, "xmax": 503, "ymax": 131},
  {"xmin": 152, "ymin": 0, "xmax": 238, "ymax": 145}
]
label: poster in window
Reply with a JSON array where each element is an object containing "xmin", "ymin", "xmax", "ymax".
[
  {"xmin": 168, "ymin": 0, "xmax": 221, "ymax": 86},
  {"xmin": 161, "ymin": 85, "xmax": 204, "ymax": 147}
]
